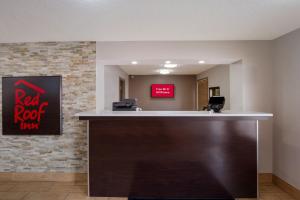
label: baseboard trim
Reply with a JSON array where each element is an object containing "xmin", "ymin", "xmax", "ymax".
[
  {"xmin": 0, "ymin": 172, "xmax": 87, "ymax": 182},
  {"xmin": 1, "ymin": 172, "xmax": 273, "ymax": 183},
  {"xmin": 273, "ymin": 175, "xmax": 300, "ymax": 200}
]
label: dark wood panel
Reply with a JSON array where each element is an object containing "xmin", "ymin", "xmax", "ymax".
[{"xmin": 89, "ymin": 117, "xmax": 257, "ymax": 199}]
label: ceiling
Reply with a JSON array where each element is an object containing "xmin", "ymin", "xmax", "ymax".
[
  {"xmin": 120, "ymin": 64, "xmax": 217, "ymax": 75},
  {"xmin": 1, "ymin": 0, "xmax": 300, "ymax": 42}
]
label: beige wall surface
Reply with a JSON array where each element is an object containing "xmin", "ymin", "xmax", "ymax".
[
  {"xmin": 104, "ymin": 65, "xmax": 129, "ymax": 110},
  {"xmin": 96, "ymin": 41, "xmax": 274, "ymax": 173},
  {"xmin": 0, "ymin": 42, "xmax": 96, "ymax": 172},
  {"xmin": 197, "ymin": 65, "xmax": 230, "ymax": 110},
  {"xmin": 273, "ymin": 28, "xmax": 300, "ymax": 189},
  {"xmin": 129, "ymin": 75, "xmax": 196, "ymax": 111}
]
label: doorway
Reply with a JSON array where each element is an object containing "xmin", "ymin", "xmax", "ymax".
[
  {"xmin": 197, "ymin": 78, "xmax": 208, "ymax": 110},
  {"xmin": 119, "ymin": 77, "xmax": 125, "ymax": 101}
]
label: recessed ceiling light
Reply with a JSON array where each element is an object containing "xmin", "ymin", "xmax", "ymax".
[
  {"xmin": 159, "ymin": 69, "xmax": 171, "ymax": 75},
  {"xmin": 165, "ymin": 60, "xmax": 171, "ymax": 64},
  {"xmin": 164, "ymin": 63, "xmax": 178, "ymax": 68},
  {"xmin": 131, "ymin": 61, "xmax": 138, "ymax": 65},
  {"xmin": 198, "ymin": 60, "xmax": 205, "ymax": 64}
]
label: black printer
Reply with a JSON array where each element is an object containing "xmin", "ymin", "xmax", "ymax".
[
  {"xmin": 207, "ymin": 96, "xmax": 225, "ymax": 113},
  {"xmin": 112, "ymin": 98, "xmax": 139, "ymax": 111}
]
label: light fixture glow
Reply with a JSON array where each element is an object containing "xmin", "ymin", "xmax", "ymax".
[
  {"xmin": 131, "ymin": 61, "xmax": 138, "ymax": 65},
  {"xmin": 165, "ymin": 60, "xmax": 171, "ymax": 64},
  {"xmin": 198, "ymin": 60, "xmax": 205, "ymax": 64},
  {"xmin": 164, "ymin": 63, "xmax": 178, "ymax": 68},
  {"xmin": 159, "ymin": 69, "xmax": 171, "ymax": 75}
]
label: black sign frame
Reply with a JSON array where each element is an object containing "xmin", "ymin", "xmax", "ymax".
[{"xmin": 2, "ymin": 76, "xmax": 62, "ymax": 135}]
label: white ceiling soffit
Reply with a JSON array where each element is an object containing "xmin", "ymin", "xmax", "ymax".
[
  {"xmin": 119, "ymin": 64, "xmax": 217, "ymax": 75},
  {"xmin": 1, "ymin": 0, "xmax": 300, "ymax": 42},
  {"xmin": 100, "ymin": 59, "xmax": 236, "ymax": 66}
]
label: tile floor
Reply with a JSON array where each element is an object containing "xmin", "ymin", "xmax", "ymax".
[{"xmin": 0, "ymin": 181, "xmax": 296, "ymax": 200}]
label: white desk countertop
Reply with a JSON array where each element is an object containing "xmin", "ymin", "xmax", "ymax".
[{"xmin": 75, "ymin": 110, "xmax": 273, "ymax": 118}]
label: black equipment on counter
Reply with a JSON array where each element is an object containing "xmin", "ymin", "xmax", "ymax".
[
  {"xmin": 113, "ymin": 99, "xmax": 139, "ymax": 111},
  {"xmin": 207, "ymin": 96, "xmax": 225, "ymax": 113}
]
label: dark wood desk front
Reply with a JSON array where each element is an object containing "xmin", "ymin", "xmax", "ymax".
[{"xmin": 82, "ymin": 116, "xmax": 260, "ymax": 199}]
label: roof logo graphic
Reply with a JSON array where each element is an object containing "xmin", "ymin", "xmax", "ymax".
[{"xmin": 14, "ymin": 80, "xmax": 46, "ymax": 94}]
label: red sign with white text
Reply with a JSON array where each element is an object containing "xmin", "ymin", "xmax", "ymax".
[{"xmin": 151, "ymin": 84, "xmax": 175, "ymax": 98}]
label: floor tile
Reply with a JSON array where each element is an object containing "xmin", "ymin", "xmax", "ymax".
[
  {"xmin": 276, "ymin": 192, "xmax": 295, "ymax": 199},
  {"xmin": 0, "ymin": 181, "xmax": 16, "ymax": 185},
  {"xmin": 53, "ymin": 181, "xmax": 87, "ymax": 186},
  {"xmin": 66, "ymin": 192, "xmax": 108, "ymax": 200},
  {"xmin": 49, "ymin": 184, "xmax": 87, "ymax": 193},
  {"xmin": 0, "ymin": 184, "xmax": 16, "ymax": 192},
  {"xmin": 8, "ymin": 181, "xmax": 54, "ymax": 192},
  {"xmin": 0, "ymin": 192, "xmax": 28, "ymax": 200},
  {"xmin": 22, "ymin": 192, "xmax": 68, "ymax": 200}
]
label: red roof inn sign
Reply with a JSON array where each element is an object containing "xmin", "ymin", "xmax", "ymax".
[{"xmin": 2, "ymin": 76, "xmax": 62, "ymax": 135}]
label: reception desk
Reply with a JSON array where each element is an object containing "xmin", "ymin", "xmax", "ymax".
[{"xmin": 76, "ymin": 111, "xmax": 272, "ymax": 199}]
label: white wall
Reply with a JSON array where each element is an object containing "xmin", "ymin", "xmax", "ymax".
[
  {"xmin": 96, "ymin": 41, "xmax": 274, "ymax": 173},
  {"xmin": 104, "ymin": 65, "xmax": 129, "ymax": 110},
  {"xmin": 197, "ymin": 65, "xmax": 230, "ymax": 110},
  {"xmin": 230, "ymin": 60, "xmax": 244, "ymax": 111},
  {"xmin": 273, "ymin": 28, "xmax": 300, "ymax": 189}
]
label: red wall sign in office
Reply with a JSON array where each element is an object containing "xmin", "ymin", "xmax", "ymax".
[
  {"xmin": 151, "ymin": 84, "xmax": 175, "ymax": 98},
  {"xmin": 2, "ymin": 76, "xmax": 62, "ymax": 135}
]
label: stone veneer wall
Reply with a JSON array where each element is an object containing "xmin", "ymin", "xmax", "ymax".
[{"xmin": 0, "ymin": 42, "xmax": 96, "ymax": 172}]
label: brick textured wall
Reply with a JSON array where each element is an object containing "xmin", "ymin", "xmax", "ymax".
[{"xmin": 0, "ymin": 42, "xmax": 96, "ymax": 172}]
